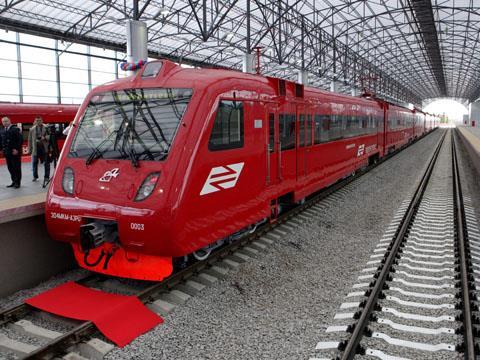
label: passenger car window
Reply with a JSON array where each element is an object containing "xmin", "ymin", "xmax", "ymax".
[
  {"xmin": 330, "ymin": 115, "xmax": 343, "ymax": 140},
  {"xmin": 279, "ymin": 114, "xmax": 296, "ymax": 151},
  {"xmin": 306, "ymin": 115, "xmax": 312, "ymax": 145},
  {"xmin": 299, "ymin": 114, "xmax": 305, "ymax": 147},
  {"xmin": 209, "ymin": 100, "xmax": 244, "ymax": 150},
  {"xmin": 320, "ymin": 115, "xmax": 331, "ymax": 142},
  {"xmin": 314, "ymin": 115, "xmax": 322, "ymax": 144}
]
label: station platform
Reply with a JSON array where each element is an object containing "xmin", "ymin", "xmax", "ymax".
[
  {"xmin": 457, "ymin": 126, "xmax": 480, "ymax": 176},
  {"xmin": 0, "ymin": 162, "xmax": 74, "ymax": 297},
  {"xmin": 0, "ymin": 162, "xmax": 47, "ymax": 224}
]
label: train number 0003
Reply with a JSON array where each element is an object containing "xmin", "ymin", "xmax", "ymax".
[{"xmin": 130, "ymin": 223, "xmax": 145, "ymax": 231}]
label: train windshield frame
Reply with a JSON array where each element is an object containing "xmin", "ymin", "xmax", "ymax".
[{"xmin": 69, "ymin": 87, "xmax": 193, "ymax": 162}]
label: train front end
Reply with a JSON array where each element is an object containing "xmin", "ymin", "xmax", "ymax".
[{"xmin": 46, "ymin": 66, "xmax": 194, "ymax": 281}]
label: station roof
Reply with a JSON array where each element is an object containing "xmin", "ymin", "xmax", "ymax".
[{"xmin": 0, "ymin": 1, "xmax": 479, "ymax": 105}]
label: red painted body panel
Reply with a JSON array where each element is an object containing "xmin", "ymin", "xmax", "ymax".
[{"xmin": 45, "ymin": 60, "xmax": 434, "ymax": 281}]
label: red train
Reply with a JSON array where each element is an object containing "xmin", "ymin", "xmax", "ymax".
[
  {"xmin": 45, "ymin": 60, "xmax": 436, "ymax": 281},
  {"xmin": 0, "ymin": 102, "xmax": 79, "ymax": 158}
]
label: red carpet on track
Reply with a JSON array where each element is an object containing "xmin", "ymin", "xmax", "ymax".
[{"xmin": 25, "ymin": 281, "xmax": 163, "ymax": 347}]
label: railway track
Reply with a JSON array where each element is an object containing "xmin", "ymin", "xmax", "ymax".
[
  {"xmin": 0, "ymin": 130, "xmax": 438, "ymax": 360},
  {"xmin": 313, "ymin": 129, "xmax": 479, "ymax": 359}
]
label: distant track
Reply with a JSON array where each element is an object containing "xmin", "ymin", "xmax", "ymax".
[{"xmin": 313, "ymin": 129, "xmax": 479, "ymax": 359}]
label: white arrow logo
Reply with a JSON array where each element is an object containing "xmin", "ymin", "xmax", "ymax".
[{"xmin": 200, "ymin": 162, "xmax": 244, "ymax": 196}]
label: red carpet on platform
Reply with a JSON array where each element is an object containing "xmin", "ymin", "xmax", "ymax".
[{"xmin": 26, "ymin": 281, "xmax": 163, "ymax": 347}]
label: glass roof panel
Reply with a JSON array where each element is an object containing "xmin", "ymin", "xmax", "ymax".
[{"xmin": 1, "ymin": 0, "xmax": 479, "ymax": 104}]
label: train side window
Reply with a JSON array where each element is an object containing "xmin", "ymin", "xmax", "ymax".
[
  {"xmin": 330, "ymin": 115, "xmax": 343, "ymax": 140},
  {"xmin": 345, "ymin": 115, "xmax": 357, "ymax": 138},
  {"xmin": 269, "ymin": 113, "xmax": 275, "ymax": 152},
  {"xmin": 306, "ymin": 115, "xmax": 312, "ymax": 146},
  {"xmin": 314, "ymin": 115, "xmax": 322, "ymax": 144},
  {"xmin": 299, "ymin": 114, "xmax": 305, "ymax": 147},
  {"xmin": 320, "ymin": 115, "xmax": 330, "ymax": 142},
  {"xmin": 279, "ymin": 114, "xmax": 295, "ymax": 151},
  {"xmin": 369, "ymin": 115, "xmax": 376, "ymax": 134},
  {"xmin": 208, "ymin": 100, "xmax": 244, "ymax": 151}
]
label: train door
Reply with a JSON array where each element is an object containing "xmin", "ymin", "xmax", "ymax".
[
  {"xmin": 278, "ymin": 103, "xmax": 297, "ymax": 185},
  {"xmin": 382, "ymin": 105, "xmax": 388, "ymax": 155},
  {"xmin": 305, "ymin": 112, "xmax": 313, "ymax": 178},
  {"xmin": 297, "ymin": 105, "xmax": 307, "ymax": 180},
  {"xmin": 376, "ymin": 108, "xmax": 384, "ymax": 154},
  {"xmin": 265, "ymin": 104, "xmax": 278, "ymax": 186}
]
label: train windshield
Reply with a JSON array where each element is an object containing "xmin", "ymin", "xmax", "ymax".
[{"xmin": 69, "ymin": 88, "xmax": 192, "ymax": 162}]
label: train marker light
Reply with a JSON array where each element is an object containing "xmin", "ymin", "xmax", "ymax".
[
  {"xmin": 62, "ymin": 167, "xmax": 75, "ymax": 195},
  {"xmin": 135, "ymin": 172, "xmax": 160, "ymax": 201}
]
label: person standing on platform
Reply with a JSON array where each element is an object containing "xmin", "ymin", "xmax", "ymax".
[
  {"xmin": 0, "ymin": 116, "xmax": 23, "ymax": 188},
  {"xmin": 28, "ymin": 116, "xmax": 51, "ymax": 186},
  {"xmin": 47, "ymin": 124, "xmax": 60, "ymax": 169},
  {"xmin": 42, "ymin": 124, "xmax": 60, "ymax": 188}
]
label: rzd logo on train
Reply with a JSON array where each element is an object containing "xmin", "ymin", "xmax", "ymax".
[
  {"xmin": 99, "ymin": 168, "xmax": 120, "ymax": 182},
  {"xmin": 200, "ymin": 162, "xmax": 245, "ymax": 195}
]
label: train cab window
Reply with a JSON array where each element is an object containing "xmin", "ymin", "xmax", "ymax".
[
  {"xmin": 269, "ymin": 113, "xmax": 275, "ymax": 152},
  {"xmin": 209, "ymin": 100, "xmax": 244, "ymax": 151},
  {"xmin": 306, "ymin": 115, "xmax": 312, "ymax": 146},
  {"xmin": 279, "ymin": 114, "xmax": 295, "ymax": 151},
  {"xmin": 299, "ymin": 114, "xmax": 305, "ymax": 147}
]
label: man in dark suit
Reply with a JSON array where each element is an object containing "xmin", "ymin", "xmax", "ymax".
[{"xmin": 0, "ymin": 116, "xmax": 23, "ymax": 188}]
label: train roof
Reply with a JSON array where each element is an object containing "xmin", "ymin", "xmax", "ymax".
[
  {"xmin": 96, "ymin": 60, "xmax": 414, "ymax": 112},
  {"xmin": 0, "ymin": 102, "xmax": 79, "ymax": 123}
]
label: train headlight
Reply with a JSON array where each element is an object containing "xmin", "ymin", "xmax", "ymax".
[
  {"xmin": 62, "ymin": 167, "xmax": 75, "ymax": 195},
  {"xmin": 135, "ymin": 172, "xmax": 160, "ymax": 201}
]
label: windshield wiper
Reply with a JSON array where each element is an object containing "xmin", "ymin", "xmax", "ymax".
[
  {"xmin": 85, "ymin": 130, "xmax": 119, "ymax": 165},
  {"xmin": 133, "ymin": 149, "xmax": 168, "ymax": 162},
  {"xmin": 127, "ymin": 147, "xmax": 139, "ymax": 168}
]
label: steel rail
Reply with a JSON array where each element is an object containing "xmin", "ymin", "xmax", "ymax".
[
  {"xmin": 0, "ymin": 274, "xmax": 101, "ymax": 327},
  {"xmin": 340, "ymin": 130, "xmax": 446, "ymax": 360},
  {"xmin": 452, "ymin": 130, "xmax": 477, "ymax": 359},
  {"xmin": 12, "ymin": 129, "xmax": 437, "ymax": 360}
]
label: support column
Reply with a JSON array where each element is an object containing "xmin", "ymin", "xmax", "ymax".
[
  {"xmin": 297, "ymin": 70, "xmax": 308, "ymax": 85},
  {"xmin": 242, "ymin": 53, "xmax": 255, "ymax": 74},
  {"xmin": 125, "ymin": 20, "xmax": 148, "ymax": 74},
  {"xmin": 55, "ymin": 40, "xmax": 61, "ymax": 104},
  {"xmin": 351, "ymin": 87, "xmax": 359, "ymax": 97},
  {"xmin": 330, "ymin": 80, "xmax": 341, "ymax": 93},
  {"xmin": 469, "ymin": 101, "xmax": 480, "ymax": 127},
  {"xmin": 114, "ymin": 51, "xmax": 119, "ymax": 79},
  {"xmin": 87, "ymin": 45, "xmax": 92, "ymax": 91},
  {"xmin": 15, "ymin": 32, "xmax": 23, "ymax": 102}
]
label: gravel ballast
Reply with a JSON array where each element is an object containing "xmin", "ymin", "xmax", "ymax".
[
  {"xmin": 455, "ymin": 129, "xmax": 480, "ymax": 222},
  {"xmin": 102, "ymin": 130, "xmax": 445, "ymax": 360}
]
